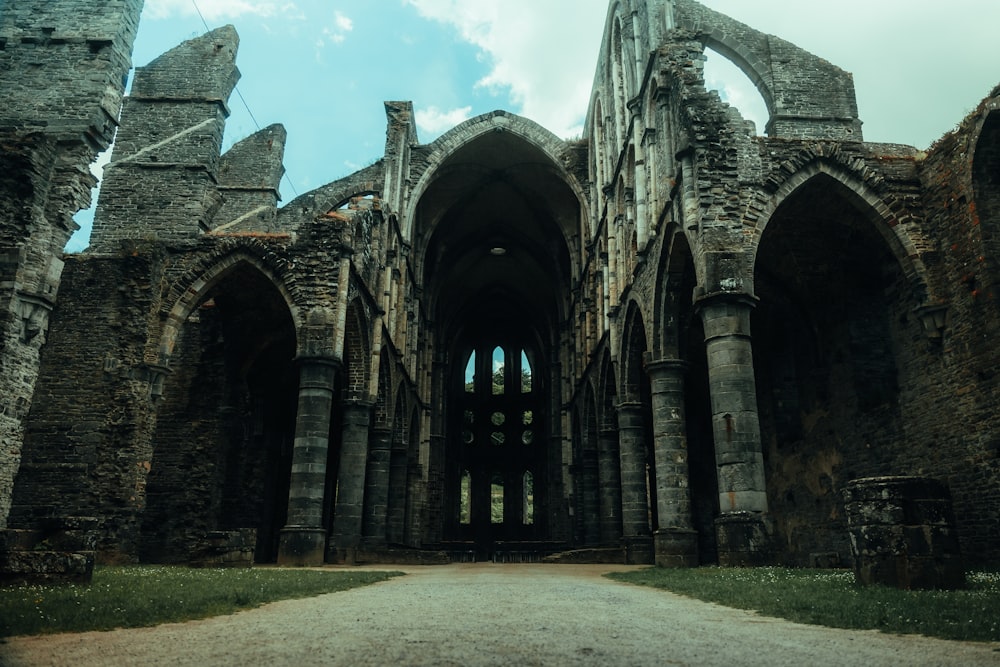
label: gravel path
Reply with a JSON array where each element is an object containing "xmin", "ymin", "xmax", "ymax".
[{"xmin": 2, "ymin": 563, "xmax": 998, "ymax": 666}]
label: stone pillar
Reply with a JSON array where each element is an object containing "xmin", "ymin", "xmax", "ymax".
[
  {"xmin": 329, "ymin": 400, "xmax": 374, "ymax": 563},
  {"xmin": 647, "ymin": 359, "xmax": 698, "ymax": 567},
  {"xmin": 597, "ymin": 427, "xmax": 623, "ymax": 545},
  {"xmin": 617, "ymin": 402, "xmax": 653, "ymax": 564},
  {"xmin": 362, "ymin": 426, "xmax": 392, "ymax": 548},
  {"xmin": 278, "ymin": 356, "xmax": 339, "ymax": 566},
  {"xmin": 696, "ymin": 293, "xmax": 771, "ymax": 566}
]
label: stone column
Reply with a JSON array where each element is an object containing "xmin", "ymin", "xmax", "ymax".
[
  {"xmin": 277, "ymin": 356, "xmax": 339, "ymax": 566},
  {"xmin": 329, "ymin": 400, "xmax": 374, "ymax": 563},
  {"xmin": 647, "ymin": 359, "xmax": 698, "ymax": 567},
  {"xmin": 362, "ymin": 426, "xmax": 392, "ymax": 548},
  {"xmin": 597, "ymin": 427, "xmax": 623, "ymax": 545},
  {"xmin": 617, "ymin": 402, "xmax": 653, "ymax": 564},
  {"xmin": 696, "ymin": 293, "xmax": 771, "ymax": 566}
]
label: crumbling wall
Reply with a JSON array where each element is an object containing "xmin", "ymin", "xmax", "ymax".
[
  {"xmin": 0, "ymin": 0, "xmax": 141, "ymax": 530},
  {"xmin": 90, "ymin": 26, "xmax": 239, "ymax": 251}
]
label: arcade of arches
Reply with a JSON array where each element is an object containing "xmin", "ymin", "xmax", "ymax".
[{"xmin": 3, "ymin": 0, "xmax": 1000, "ymax": 572}]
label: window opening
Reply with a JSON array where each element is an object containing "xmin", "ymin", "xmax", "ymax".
[
  {"xmin": 521, "ymin": 350, "xmax": 532, "ymax": 393},
  {"xmin": 464, "ymin": 351, "xmax": 476, "ymax": 393},
  {"xmin": 491, "ymin": 473, "xmax": 505, "ymax": 524},
  {"xmin": 492, "ymin": 346, "xmax": 505, "ymax": 395},
  {"xmin": 523, "ymin": 471, "xmax": 534, "ymax": 525},
  {"xmin": 460, "ymin": 470, "xmax": 472, "ymax": 525},
  {"xmin": 703, "ymin": 47, "xmax": 768, "ymax": 136}
]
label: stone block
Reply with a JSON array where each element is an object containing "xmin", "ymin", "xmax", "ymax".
[{"xmin": 844, "ymin": 476, "xmax": 965, "ymax": 589}]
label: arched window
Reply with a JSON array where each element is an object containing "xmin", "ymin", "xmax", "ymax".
[{"xmin": 523, "ymin": 471, "xmax": 534, "ymax": 525}]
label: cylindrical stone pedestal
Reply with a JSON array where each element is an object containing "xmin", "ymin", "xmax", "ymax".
[{"xmin": 843, "ymin": 476, "xmax": 965, "ymax": 590}]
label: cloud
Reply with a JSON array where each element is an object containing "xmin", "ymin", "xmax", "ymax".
[
  {"xmin": 415, "ymin": 106, "xmax": 473, "ymax": 138},
  {"xmin": 144, "ymin": 0, "xmax": 298, "ymax": 21},
  {"xmin": 322, "ymin": 10, "xmax": 354, "ymax": 44},
  {"xmin": 404, "ymin": 0, "xmax": 607, "ymax": 138}
]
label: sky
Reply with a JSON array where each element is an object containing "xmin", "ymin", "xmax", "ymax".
[{"xmin": 67, "ymin": 0, "xmax": 1000, "ymax": 251}]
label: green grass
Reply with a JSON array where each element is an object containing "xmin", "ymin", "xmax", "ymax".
[
  {"xmin": 608, "ymin": 567, "xmax": 1000, "ymax": 642},
  {"xmin": 0, "ymin": 566, "xmax": 402, "ymax": 638}
]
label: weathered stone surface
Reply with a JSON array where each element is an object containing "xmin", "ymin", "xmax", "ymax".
[{"xmin": 844, "ymin": 476, "xmax": 966, "ymax": 590}]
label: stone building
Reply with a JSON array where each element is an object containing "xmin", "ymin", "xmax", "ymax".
[{"xmin": 2, "ymin": 0, "xmax": 998, "ymax": 568}]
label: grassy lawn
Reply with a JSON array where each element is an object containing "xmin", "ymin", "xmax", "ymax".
[
  {"xmin": 0, "ymin": 566, "xmax": 402, "ymax": 638},
  {"xmin": 608, "ymin": 567, "xmax": 1000, "ymax": 642}
]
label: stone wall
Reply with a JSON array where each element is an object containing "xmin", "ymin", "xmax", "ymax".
[
  {"xmin": 0, "ymin": 0, "xmax": 142, "ymax": 529},
  {"xmin": 2, "ymin": 0, "xmax": 999, "ymax": 569}
]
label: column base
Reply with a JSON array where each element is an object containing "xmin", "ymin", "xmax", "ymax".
[
  {"xmin": 622, "ymin": 535, "xmax": 654, "ymax": 564},
  {"xmin": 654, "ymin": 528, "xmax": 699, "ymax": 567},
  {"xmin": 277, "ymin": 526, "xmax": 327, "ymax": 566},
  {"xmin": 715, "ymin": 512, "xmax": 773, "ymax": 567}
]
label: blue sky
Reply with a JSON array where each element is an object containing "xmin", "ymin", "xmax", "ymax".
[{"xmin": 68, "ymin": 0, "xmax": 1000, "ymax": 251}]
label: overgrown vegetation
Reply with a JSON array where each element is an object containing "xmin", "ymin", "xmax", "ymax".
[
  {"xmin": 0, "ymin": 566, "xmax": 401, "ymax": 638},
  {"xmin": 608, "ymin": 567, "xmax": 1000, "ymax": 642}
]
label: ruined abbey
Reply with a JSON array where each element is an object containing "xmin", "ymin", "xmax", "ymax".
[{"xmin": 2, "ymin": 0, "xmax": 999, "ymax": 573}]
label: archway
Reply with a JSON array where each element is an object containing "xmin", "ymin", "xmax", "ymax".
[
  {"xmin": 414, "ymin": 122, "xmax": 580, "ymax": 558},
  {"xmin": 141, "ymin": 262, "xmax": 298, "ymax": 563},
  {"xmin": 754, "ymin": 173, "xmax": 910, "ymax": 564}
]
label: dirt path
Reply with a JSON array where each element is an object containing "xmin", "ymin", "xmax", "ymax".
[{"xmin": 2, "ymin": 564, "xmax": 997, "ymax": 666}]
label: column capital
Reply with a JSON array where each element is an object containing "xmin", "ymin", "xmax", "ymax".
[
  {"xmin": 645, "ymin": 358, "xmax": 688, "ymax": 377},
  {"xmin": 693, "ymin": 290, "xmax": 758, "ymax": 315},
  {"xmin": 614, "ymin": 400, "xmax": 645, "ymax": 415},
  {"xmin": 294, "ymin": 353, "xmax": 343, "ymax": 370}
]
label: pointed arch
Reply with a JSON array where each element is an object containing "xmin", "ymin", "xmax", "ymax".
[
  {"xmin": 158, "ymin": 249, "xmax": 302, "ymax": 365},
  {"xmin": 401, "ymin": 110, "xmax": 590, "ymax": 243},
  {"xmin": 619, "ymin": 300, "xmax": 650, "ymax": 401},
  {"xmin": 754, "ymin": 159, "xmax": 932, "ymax": 300},
  {"xmin": 653, "ymin": 226, "xmax": 697, "ymax": 360}
]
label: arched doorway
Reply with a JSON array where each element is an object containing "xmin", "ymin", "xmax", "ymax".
[
  {"xmin": 413, "ymin": 120, "xmax": 581, "ymax": 558},
  {"xmin": 141, "ymin": 262, "xmax": 298, "ymax": 563}
]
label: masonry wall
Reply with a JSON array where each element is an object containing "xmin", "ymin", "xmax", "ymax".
[
  {"xmin": 0, "ymin": 0, "xmax": 141, "ymax": 529},
  {"xmin": 11, "ymin": 249, "xmax": 164, "ymax": 561}
]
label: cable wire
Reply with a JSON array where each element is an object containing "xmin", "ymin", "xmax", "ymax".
[{"xmin": 191, "ymin": 0, "xmax": 300, "ymax": 198}]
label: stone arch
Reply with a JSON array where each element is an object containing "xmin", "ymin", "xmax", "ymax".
[
  {"xmin": 752, "ymin": 158, "xmax": 920, "ymax": 564},
  {"xmin": 579, "ymin": 380, "xmax": 601, "ymax": 546},
  {"xmin": 158, "ymin": 247, "xmax": 303, "ymax": 365},
  {"xmin": 972, "ymin": 107, "xmax": 1000, "ymax": 294},
  {"xmin": 279, "ymin": 162, "xmax": 383, "ymax": 221},
  {"xmin": 387, "ymin": 382, "xmax": 410, "ymax": 545},
  {"xmin": 609, "ymin": 13, "xmax": 629, "ymax": 149},
  {"xmin": 143, "ymin": 249, "xmax": 300, "ymax": 564},
  {"xmin": 403, "ymin": 404, "xmax": 422, "ymax": 546},
  {"xmin": 754, "ymin": 158, "xmax": 931, "ymax": 299},
  {"xmin": 590, "ymin": 94, "xmax": 607, "ymax": 237},
  {"xmin": 597, "ymin": 349, "xmax": 623, "ymax": 543},
  {"xmin": 401, "ymin": 110, "xmax": 589, "ymax": 242},
  {"xmin": 619, "ymin": 300, "xmax": 650, "ymax": 401},
  {"xmin": 652, "ymin": 226, "xmax": 697, "ymax": 360},
  {"xmin": 672, "ymin": 0, "xmax": 861, "ymax": 139},
  {"xmin": 617, "ymin": 300, "xmax": 657, "ymax": 541}
]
